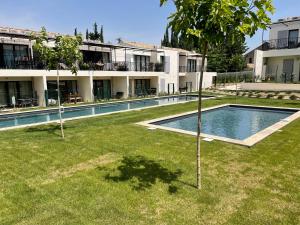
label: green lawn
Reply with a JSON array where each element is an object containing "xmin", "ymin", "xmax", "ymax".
[{"xmin": 0, "ymin": 96, "xmax": 299, "ymax": 225}]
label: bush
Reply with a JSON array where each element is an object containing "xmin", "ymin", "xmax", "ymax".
[
  {"xmin": 277, "ymin": 95, "xmax": 284, "ymax": 100},
  {"xmin": 248, "ymin": 92, "xmax": 253, "ymax": 97},
  {"xmin": 256, "ymin": 94, "xmax": 262, "ymax": 98},
  {"xmin": 266, "ymin": 94, "xmax": 274, "ymax": 99},
  {"xmin": 290, "ymin": 95, "xmax": 298, "ymax": 100}
]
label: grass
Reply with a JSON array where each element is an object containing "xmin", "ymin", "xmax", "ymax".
[{"xmin": 0, "ymin": 96, "xmax": 300, "ymax": 225}]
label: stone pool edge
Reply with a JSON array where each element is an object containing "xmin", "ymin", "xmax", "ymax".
[{"xmin": 136, "ymin": 104, "xmax": 300, "ymax": 147}]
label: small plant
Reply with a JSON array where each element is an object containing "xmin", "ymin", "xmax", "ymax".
[
  {"xmin": 274, "ymin": 91, "xmax": 280, "ymax": 95},
  {"xmin": 248, "ymin": 92, "xmax": 253, "ymax": 97},
  {"xmin": 290, "ymin": 95, "xmax": 298, "ymax": 100},
  {"xmin": 277, "ymin": 95, "xmax": 284, "ymax": 100},
  {"xmin": 266, "ymin": 94, "xmax": 274, "ymax": 99},
  {"xmin": 256, "ymin": 94, "xmax": 262, "ymax": 98},
  {"xmin": 286, "ymin": 91, "xmax": 292, "ymax": 95},
  {"xmin": 242, "ymin": 92, "xmax": 247, "ymax": 96}
]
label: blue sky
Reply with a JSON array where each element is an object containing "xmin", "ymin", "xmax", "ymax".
[{"xmin": 0, "ymin": 0, "xmax": 299, "ymax": 51}]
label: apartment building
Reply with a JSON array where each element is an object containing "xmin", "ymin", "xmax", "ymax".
[
  {"xmin": 0, "ymin": 27, "xmax": 216, "ymax": 107},
  {"xmin": 254, "ymin": 17, "xmax": 300, "ymax": 83}
]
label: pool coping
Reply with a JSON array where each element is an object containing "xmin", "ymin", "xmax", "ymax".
[
  {"xmin": 0, "ymin": 96, "xmax": 215, "ymax": 132},
  {"xmin": 136, "ymin": 104, "xmax": 300, "ymax": 147}
]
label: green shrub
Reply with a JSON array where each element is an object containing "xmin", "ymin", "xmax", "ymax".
[
  {"xmin": 248, "ymin": 92, "xmax": 253, "ymax": 97},
  {"xmin": 266, "ymin": 94, "xmax": 274, "ymax": 99},
  {"xmin": 256, "ymin": 94, "xmax": 262, "ymax": 98},
  {"xmin": 277, "ymin": 95, "xmax": 284, "ymax": 100},
  {"xmin": 290, "ymin": 95, "xmax": 298, "ymax": 100}
]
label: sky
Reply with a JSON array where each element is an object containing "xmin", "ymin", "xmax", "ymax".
[{"xmin": 0, "ymin": 0, "xmax": 299, "ymax": 51}]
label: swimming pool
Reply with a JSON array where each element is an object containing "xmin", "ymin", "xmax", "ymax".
[
  {"xmin": 139, "ymin": 104, "xmax": 300, "ymax": 146},
  {"xmin": 0, "ymin": 95, "xmax": 204, "ymax": 130}
]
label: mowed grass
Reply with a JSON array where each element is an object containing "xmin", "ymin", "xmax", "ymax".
[{"xmin": 0, "ymin": 96, "xmax": 299, "ymax": 225}]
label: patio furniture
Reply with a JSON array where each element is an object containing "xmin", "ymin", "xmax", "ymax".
[{"xmin": 18, "ymin": 98, "xmax": 33, "ymax": 107}]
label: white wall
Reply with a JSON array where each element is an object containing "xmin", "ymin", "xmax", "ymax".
[
  {"xmin": 77, "ymin": 76, "xmax": 93, "ymax": 102},
  {"xmin": 33, "ymin": 76, "xmax": 47, "ymax": 107},
  {"xmin": 112, "ymin": 76, "xmax": 129, "ymax": 98},
  {"xmin": 269, "ymin": 21, "xmax": 300, "ymax": 40},
  {"xmin": 241, "ymin": 82, "xmax": 300, "ymax": 91}
]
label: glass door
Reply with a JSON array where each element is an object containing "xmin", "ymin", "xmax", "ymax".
[{"xmin": 288, "ymin": 30, "xmax": 299, "ymax": 48}]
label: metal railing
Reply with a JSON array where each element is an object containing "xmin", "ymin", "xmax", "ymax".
[
  {"xmin": 262, "ymin": 37, "xmax": 300, "ymax": 50},
  {"xmin": 82, "ymin": 61, "xmax": 165, "ymax": 72},
  {"xmin": 179, "ymin": 65, "xmax": 200, "ymax": 73},
  {"xmin": 0, "ymin": 59, "xmax": 165, "ymax": 72}
]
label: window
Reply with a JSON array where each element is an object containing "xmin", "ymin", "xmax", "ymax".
[
  {"xmin": 1, "ymin": 44, "xmax": 29, "ymax": 68},
  {"xmin": 249, "ymin": 58, "xmax": 253, "ymax": 64},
  {"xmin": 288, "ymin": 30, "xmax": 299, "ymax": 48},
  {"xmin": 134, "ymin": 55, "xmax": 150, "ymax": 71},
  {"xmin": 187, "ymin": 59, "xmax": 197, "ymax": 72}
]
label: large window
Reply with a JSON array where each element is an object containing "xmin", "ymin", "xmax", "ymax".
[
  {"xmin": 47, "ymin": 80, "xmax": 78, "ymax": 102},
  {"xmin": 82, "ymin": 51, "xmax": 110, "ymax": 64},
  {"xmin": 187, "ymin": 59, "xmax": 197, "ymax": 72},
  {"xmin": 135, "ymin": 79, "xmax": 150, "ymax": 95},
  {"xmin": 134, "ymin": 55, "xmax": 150, "ymax": 72},
  {"xmin": 0, "ymin": 81, "xmax": 33, "ymax": 106},
  {"xmin": 0, "ymin": 44, "xmax": 30, "ymax": 69}
]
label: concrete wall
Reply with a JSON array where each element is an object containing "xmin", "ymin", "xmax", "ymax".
[
  {"xmin": 241, "ymin": 82, "xmax": 300, "ymax": 91},
  {"xmin": 77, "ymin": 76, "xmax": 93, "ymax": 102},
  {"xmin": 269, "ymin": 21, "xmax": 300, "ymax": 40},
  {"xmin": 33, "ymin": 76, "xmax": 47, "ymax": 107},
  {"xmin": 112, "ymin": 76, "xmax": 129, "ymax": 98}
]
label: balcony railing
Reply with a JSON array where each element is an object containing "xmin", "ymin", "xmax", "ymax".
[
  {"xmin": 81, "ymin": 61, "xmax": 164, "ymax": 72},
  {"xmin": 179, "ymin": 65, "xmax": 200, "ymax": 73},
  {"xmin": 0, "ymin": 59, "xmax": 165, "ymax": 72},
  {"xmin": 262, "ymin": 37, "xmax": 300, "ymax": 50}
]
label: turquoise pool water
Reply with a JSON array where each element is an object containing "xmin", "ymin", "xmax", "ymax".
[
  {"xmin": 153, "ymin": 105, "xmax": 297, "ymax": 140},
  {"xmin": 0, "ymin": 95, "xmax": 199, "ymax": 129}
]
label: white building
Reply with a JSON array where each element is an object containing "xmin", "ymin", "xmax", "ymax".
[
  {"xmin": 0, "ymin": 27, "xmax": 216, "ymax": 107},
  {"xmin": 254, "ymin": 17, "xmax": 300, "ymax": 83}
]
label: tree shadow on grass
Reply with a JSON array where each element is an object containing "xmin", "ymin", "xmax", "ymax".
[
  {"xmin": 25, "ymin": 124, "xmax": 74, "ymax": 137},
  {"xmin": 105, "ymin": 155, "xmax": 182, "ymax": 194}
]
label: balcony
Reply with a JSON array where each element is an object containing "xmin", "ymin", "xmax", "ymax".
[
  {"xmin": 179, "ymin": 65, "xmax": 200, "ymax": 73},
  {"xmin": 262, "ymin": 37, "xmax": 300, "ymax": 51},
  {"xmin": 0, "ymin": 59, "xmax": 165, "ymax": 72}
]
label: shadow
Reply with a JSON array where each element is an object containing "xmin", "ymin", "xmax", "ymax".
[
  {"xmin": 25, "ymin": 124, "xmax": 74, "ymax": 137},
  {"xmin": 105, "ymin": 155, "xmax": 182, "ymax": 194}
]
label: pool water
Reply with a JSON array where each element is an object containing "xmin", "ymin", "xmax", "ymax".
[
  {"xmin": 0, "ymin": 95, "xmax": 199, "ymax": 129},
  {"xmin": 153, "ymin": 105, "xmax": 297, "ymax": 140}
]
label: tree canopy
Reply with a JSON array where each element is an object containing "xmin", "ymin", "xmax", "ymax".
[{"xmin": 32, "ymin": 27, "xmax": 83, "ymax": 75}]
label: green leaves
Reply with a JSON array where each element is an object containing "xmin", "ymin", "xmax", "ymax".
[
  {"xmin": 32, "ymin": 27, "xmax": 83, "ymax": 75},
  {"xmin": 160, "ymin": 0, "xmax": 275, "ymax": 49}
]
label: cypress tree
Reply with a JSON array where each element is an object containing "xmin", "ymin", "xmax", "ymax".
[
  {"xmin": 74, "ymin": 28, "xmax": 78, "ymax": 36},
  {"xmin": 86, "ymin": 29, "xmax": 89, "ymax": 40},
  {"xmin": 100, "ymin": 25, "xmax": 104, "ymax": 42}
]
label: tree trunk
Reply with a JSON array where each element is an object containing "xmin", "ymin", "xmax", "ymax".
[
  {"xmin": 196, "ymin": 41, "xmax": 208, "ymax": 189},
  {"xmin": 57, "ymin": 68, "xmax": 65, "ymax": 139}
]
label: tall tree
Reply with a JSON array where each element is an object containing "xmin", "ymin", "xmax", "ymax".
[
  {"xmin": 207, "ymin": 32, "xmax": 248, "ymax": 72},
  {"xmin": 86, "ymin": 29, "xmax": 89, "ymax": 40},
  {"xmin": 170, "ymin": 27, "xmax": 179, "ymax": 48},
  {"xmin": 32, "ymin": 27, "xmax": 83, "ymax": 138},
  {"xmin": 74, "ymin": 28, "xmax": 78, "ymax": 36},
  {"xmin": 100, "ymin": 25, "xmax": 104, "ymax": 43},
  {"xmin": 161, "ymin": 0, "xmax": 274, "ymax": 189},
  {"xmin": 161, "ymin": 27, "xmax": 170, "ymax": 47}
]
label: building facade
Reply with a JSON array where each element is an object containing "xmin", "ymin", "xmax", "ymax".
[
  {"xmin": 254, "ymin": 17, "xmax": 300, "ymax": 83},
  {"xmin": 0, "ymin": 27, "xmax": 216, "ymax": 107}
]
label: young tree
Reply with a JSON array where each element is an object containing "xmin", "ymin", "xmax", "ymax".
[
  {"xmin": 32, "ymin": 27, "xmax": 83, "ymax": 138},
  {"xmin": 160, "ymin": 0, "xmax": 274, "ymax": 189}
]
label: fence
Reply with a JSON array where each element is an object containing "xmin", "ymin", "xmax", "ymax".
[{"xmin": 216, "ymin": 71, "xmax": 254, "ymax": 84}]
